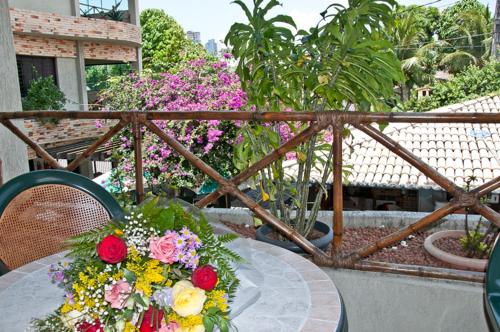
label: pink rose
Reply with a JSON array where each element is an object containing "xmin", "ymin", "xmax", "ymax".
[
  {"xmin": 160, "ymin": 321, "xmax": 179, "ymax": 332},
  {"xmin": 104, "ymin": 280, "xmax": 131, "ymax": 309},
  {"xmin": 149, "ymin": 233, "xmax": 178, "ymax": 264}
]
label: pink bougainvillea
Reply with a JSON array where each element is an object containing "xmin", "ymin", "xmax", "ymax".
[{"xmin": 97, "ymin": 58, "xmax": 247, "ymax": 192}]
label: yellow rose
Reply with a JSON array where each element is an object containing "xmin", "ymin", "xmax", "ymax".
[
  {"xmin": 172, "ymin": 280, "xmax": 207, "ymax": 317},
  {"xmin": 178, "ymin": 325, "xmax": 205, "ymax": 332}
]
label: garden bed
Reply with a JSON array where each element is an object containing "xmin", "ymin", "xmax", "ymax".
[{"xmin": 223, "ymin": 222, "xmax": 482, "ymax": 270}]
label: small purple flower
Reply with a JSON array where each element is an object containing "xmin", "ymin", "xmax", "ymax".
[{"xmin": 152, "ymin": 287, "xmax": 174, "ymax": 307}]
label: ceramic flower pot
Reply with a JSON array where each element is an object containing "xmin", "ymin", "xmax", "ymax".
[
  {"xmin": 423, "ymin": 230, "xmax": 487, "ymax": 271},
  {"xmin": 255, "ymin": 221, "xmax": 333, "ymax": 253}
]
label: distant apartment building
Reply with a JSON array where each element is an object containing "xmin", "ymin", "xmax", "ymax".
[
  {"xmin": 187, "ymin": 31, "xmax": 201, "ymax": 44},
  {"xmin": 205, "ymin": 39, "xmax": 217, "ymax": 56},
  {"xmin": 8, "ymin": 0, "xmax": 142, "ymax": 111}
]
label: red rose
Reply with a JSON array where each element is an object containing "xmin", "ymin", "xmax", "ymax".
[
  {"xmin": 96, "ymin": 235, "xmax": 128, "ymax": 264},
  {"xmin": 192, "ymin": 265, "xmax": 218, "ymax": 291},
  {"xmin": 140, "ymin": 306, "xmax": 164, "ymax": 332},
  {"xmin": 78, "ymin": 319, "xmax": 103, "ymax": 332}
]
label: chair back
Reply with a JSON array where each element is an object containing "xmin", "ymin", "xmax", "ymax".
[
  {"xmin": 0, "ymin": 170, "xmax": 123, "ymax": 271},
  {"xmin": 485, "ymin": 234, "xmax": 500, "ymax": 332}
]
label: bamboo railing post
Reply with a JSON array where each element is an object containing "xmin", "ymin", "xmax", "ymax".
[
  {"xmin": 332, "ymin": 124, "xmax": 344, "ymax": 252},
  {"xmin": 195, "ymin": 122, "xmax": 327, "ymax": 208},
  {"xmin": 142, "ymin": 120, "xmax": 330, "ymax": 259},
  {"xmin": 472, "ymin": 176, "xmax": 500, "ymax": 197},
  {"xmin": 354, "ymin": 123, "xmax": 464, "ymax": 197},
  {"xmin": 66, "ymin": 119, "xmax": 128, "ymax": 171},
  {"xmin": 132, "ymin": 115, "xmax": 144, "ymax": 204},
  {"xmin": 472, "ymin": 202, "xmax": 500, "ymax": 227},
  {"xmin": 352, "ymin": 202, "xmax": 461, "ymax": 259},
  {"xmin": 1, "ymin": 119, "xmax": 62, "ymax": 169}
]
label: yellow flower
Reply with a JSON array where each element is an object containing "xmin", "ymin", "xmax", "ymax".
[
  {"xmin": 178, "ymin": 325, "xmax": 205, "ymax": 332},
  {"xmin": 115, "ymin": 229, "xmax": 124, "ymax": 236},
  {"xmin": 172, "ymin": 280, "xmax": 206, "ymax": 317}
]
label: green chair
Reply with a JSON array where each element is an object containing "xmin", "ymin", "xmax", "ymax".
[
  {"xmin": 485, "ymin": 235, "xmax": 500, "ymax": 332},
  {"xmin": 0, "ymin": 170, "xmax": 123, "ymax": 275}
]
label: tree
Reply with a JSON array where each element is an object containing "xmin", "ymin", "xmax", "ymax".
[
  {"xmin": 390, "ymin": 10, "xmax": 436, "ymax": 100},
  {"xmin": 226, "ymin": 0, "xmax": 403, "ymax": 237},
  {"xmin": 404, "ymin": 61, "xmax": 500, "ymax": 112},
  {"xmin": 140, "ymin": 9, "xmax": 212, "ymax": 72},
  {"xmin": 437, "ymin": 0, "xmax": 493, "ymax": 72}
]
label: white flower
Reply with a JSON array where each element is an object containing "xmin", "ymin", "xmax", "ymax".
[{"xmin": 60, "ymin": 310, "xmax": 82, "ymax": 329}]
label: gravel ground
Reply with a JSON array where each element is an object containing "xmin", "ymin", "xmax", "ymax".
[{"xmin": 222, "ymin": 222, "xmax": 478, "ymax": 270}]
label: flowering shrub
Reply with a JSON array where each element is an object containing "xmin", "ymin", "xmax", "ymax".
[
  {"xmin": 97, "ymin": 58, "xmax": 247, "ymax": 193},
  {"xmin": 33, "ymin": 200, "xmax": 241, "ymax": 332}
]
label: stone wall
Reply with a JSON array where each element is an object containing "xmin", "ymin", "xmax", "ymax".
[{"xmin": 203, "ymin": 208, "xmax": 482, "ymax": 231}]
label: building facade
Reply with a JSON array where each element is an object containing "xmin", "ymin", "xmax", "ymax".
[
  {"xmin": 8, "ymin": 0, "xmax": 142, "ymax": 111},
  {"xmin": 205, "ymin": 39, "xmax": 217, "ymax": 56},
  {"xmin": 186, "ymin": 31, "xmax": 201, "ymax": 44}
]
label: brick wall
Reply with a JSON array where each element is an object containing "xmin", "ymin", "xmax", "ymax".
[
  {"xmin": 83, "ymin": 42, "xmax": 137, "ymax": 62},
  {"xmin": 14, "ymin": 35, "xmax": 76, "ymax": 58},
  {"xmin": 10, "ymin": 8, "xmax": 141, "ymax": 45},
  {"xmin": 24, "ymin": 119, "xmax": 117, "ymax": 159},
  {"xmin": 13, "ymin": 36, "xmax": 137, "ymax": 62}
]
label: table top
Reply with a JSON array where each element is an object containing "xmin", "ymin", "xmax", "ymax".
[{"xmin": 0, "ymin": 238, "xmax": 343, "ymax": 332}]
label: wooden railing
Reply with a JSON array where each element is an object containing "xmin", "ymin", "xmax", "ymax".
[{"xmin": 2, "ymin": 110, "xmax": 499, "ymax": 281}]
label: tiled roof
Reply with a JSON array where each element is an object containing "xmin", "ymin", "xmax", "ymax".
[
  {"xmin": 284, "ymin": 95, "xmax": 500, "ymax": 192},
  {"xmin": 345, "ymin": 95, "xmax": 500, "ymax": 192}
]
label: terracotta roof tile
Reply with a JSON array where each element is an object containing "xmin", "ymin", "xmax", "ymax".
[{"xmin": 285, "ymin": 95, "xmax": 500, "ymax": 193}]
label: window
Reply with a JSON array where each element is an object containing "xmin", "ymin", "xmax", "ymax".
[{"xmin": 16, "ymin": 56, "xmax": 57, "ymax": 97}]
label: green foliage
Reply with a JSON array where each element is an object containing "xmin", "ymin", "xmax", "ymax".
[
  {"xmin": 140, "ymin": 9, "xmax": 213, "ymax": 72},
  {"xmin": 404, "ymin": 61, "xmax": 500, "ymax": 112},
  {"xmin": 437, "ymin": 0, "xmax": 489, "ymax": 40},
  {"xmin": 22, "ymin": 75, "xmax": 66, "ymax": 111},
  {"xmin": 31, "ymin": 313, "xmax": 70, "ymax": 332},
  {"xmin": 86, "ymin": 63, "xmax": 131, "ymax": 91},
  {"xmin": 459, "ymin": 230, "xmax": 489, "ymax": 257}
]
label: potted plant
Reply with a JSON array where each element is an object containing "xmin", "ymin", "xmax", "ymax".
[
  {"xmin": 424, "ymin": 176, "xmax": 499, "ymax": 271},
  {"xmin": 22, "ymin": 74, "xmax": 66, "ymax": 125},
  {"xmin": 225, "ymin": 0, "xmax": 403, "ymax": 252}
]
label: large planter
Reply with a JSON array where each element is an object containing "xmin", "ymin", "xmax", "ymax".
[
  {"xmin": 256, "ymin": 221, "xmax": 333, "ymax": 253},
  {"xmin": 423, "ymin": 230, "xmax": 487, "ymax": 271}
]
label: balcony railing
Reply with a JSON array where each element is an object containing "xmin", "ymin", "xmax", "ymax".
[
  {"xmin": 80, "ymin": 0, "xmax": 129, "ymax": 22},
  {"xmin": 1, "ymin": 110, "xmax": 499, "ymax": 282}
]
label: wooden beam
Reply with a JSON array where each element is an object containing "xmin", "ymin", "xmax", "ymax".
[
  {"xmin": 132, "ymin": 116, "xmax": 144, "ymax": 203},
  {"xmin": 142, "ymin": 120, "xmax": 330, "ymax": 259},
  {"xmin": 0, "ymin": 110, "xmax": 499, "ymax": 124},
  {"xmin": 332, "ymin": 125, "xmax": 343, "ymax": 252},
  {"xmin": 195, "ymin": 122, "xmax": 326, "ymax": 208},
  {"xmin": 352, "ymin": 202, "xmax": 461, "ymax": 259},
  {"xmin": 355, "ymin": 124, "xmax": 463, "ymax": 197},
  {"xmin": 1, "ymin": 119, "xmax": 62, "ymax": 169},
  {"xmin": 66, "ymin": 119, "xmax": 128, "ymax": 171}
]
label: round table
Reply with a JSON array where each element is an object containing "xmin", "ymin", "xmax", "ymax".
[{"xmin": 0, "ymin": 238, "xmax": 345, "ymax": 332}]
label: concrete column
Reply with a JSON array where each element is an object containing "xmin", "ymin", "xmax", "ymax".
[
  {"xmin": 70, "ymin": 0, "xmax": 89, "ymax": 111},
  {"xmin": 0, "ymin": 0, "xmax": 29, "ymax": 181},
  {"xmin": 128, "ymin": 0, "xmax": 142, "ymax": 73},
  {"xmin": 75, "ymin": 41, "xmax": 89, "ymax": 111}
]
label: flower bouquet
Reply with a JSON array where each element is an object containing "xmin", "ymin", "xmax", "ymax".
[{"xmin": 32, "ymin": 199, "xmax": 241, "ymax": 332}]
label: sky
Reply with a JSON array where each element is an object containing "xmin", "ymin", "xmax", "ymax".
[{"xmin": 139, "ymin": 0, "xmax": 497, "ymax": 45}]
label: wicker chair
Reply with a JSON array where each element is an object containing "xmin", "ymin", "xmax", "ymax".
[
  {"xmin": 0, "ymin": 170, "xmax": 123, "ymax": 274},
  {"xmin": 486, "ymin": 235, "xmax": 500, "ymax": 332}
]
